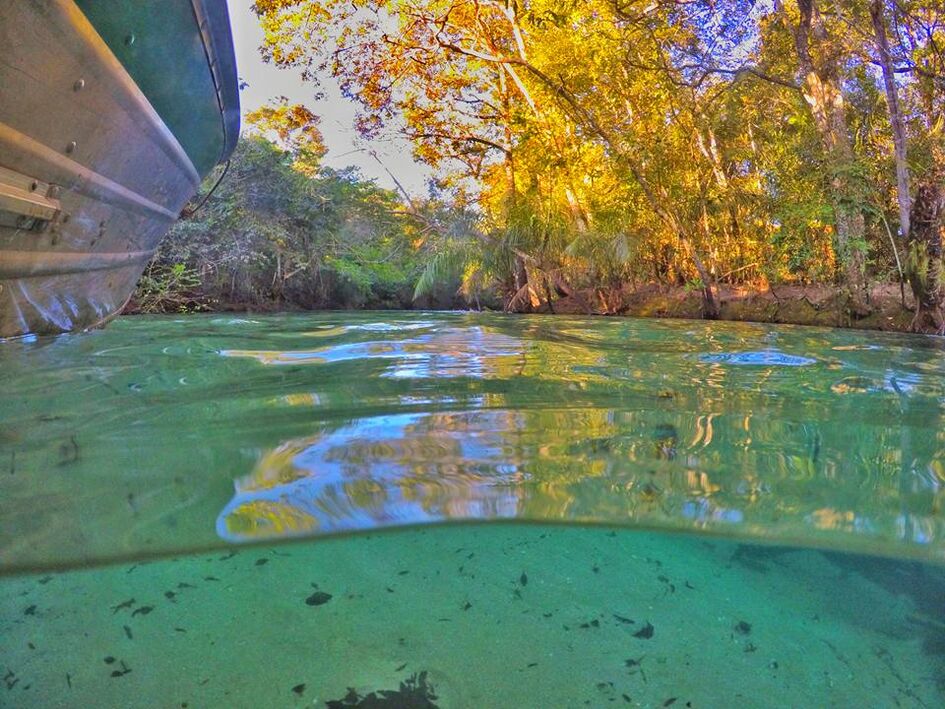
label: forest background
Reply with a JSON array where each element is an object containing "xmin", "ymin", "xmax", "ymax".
[{"xmin": 129, "ymin": 0, "xmax": 945, "ymax": 333}]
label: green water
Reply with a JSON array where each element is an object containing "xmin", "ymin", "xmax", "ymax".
[{"xmin": 1, "ymin": 312, "xmax": 944, "ymax": 706}]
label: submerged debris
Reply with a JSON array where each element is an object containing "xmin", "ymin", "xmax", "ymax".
[
  {"xmin": 111, "ymin": 598, "xmax": 135, "ymax": 614},
  {"xmin": 305, "ymin": 591, "xmax": 332, "ymax": 607},
  {"xmin": 58, "ymin": 436, "xmax": 79, "ymax": 466},
  {"xmin": 326, "ymin": 671, "xmax": 438, "ymax": 708},
  {"xmin": 657, "ymin": 575, "xmax": 676, "ymax": 594},
  {"xmin": 109, "ymin": 660, "xmax": 132, "ymax": 678},
  {"xmin": 653, "ymin": 423, "xmax": 678, "ymax": 460}
]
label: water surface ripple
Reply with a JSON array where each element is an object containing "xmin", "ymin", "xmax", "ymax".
[{"xmin": 1, "ymin": 312, "xmax": 944, "ymax": 571}]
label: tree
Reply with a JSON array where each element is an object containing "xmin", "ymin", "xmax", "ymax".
[
  {"xmin": 245, "ymin": 96, "xmax": 327, "ymax": 175},
  {"xmin": 777, "ymin": 0, "xmax": 871, "ymax": 314},
  {"xmin": 238, "ymin": 0, "xmax": 945, "ymax": 328},
  {"xmin": 132, "ymin": 132, "xmax": 436, "ymax": 311}
]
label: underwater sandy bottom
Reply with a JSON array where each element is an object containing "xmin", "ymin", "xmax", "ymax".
[{"xmin": 2, "ymin": 525, "xmax": 943, "ymax": 708}]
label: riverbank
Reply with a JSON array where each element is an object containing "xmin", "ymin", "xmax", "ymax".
[
  {"xmin": 545, "ymin": 282, "xmax": 925, "ymax": 333},
  {"xmin": 126, "ymin": 281, "xmax": 936, "ymax": 334}
]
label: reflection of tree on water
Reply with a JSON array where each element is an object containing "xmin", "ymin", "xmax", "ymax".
[
  {"xmin": 892, "ymin": 374, "xmax": 945, "ymax": 545},
  {"xmin": 216, "ymin": 316, "xmax": 945, "ymax": 556},
  {"xmin": 217, "ymin": 401, "xmax": 944, "ymax": 552},
  {"xmin": 217, "ymin": 411, "xmax": 531, "ymax": 541}
]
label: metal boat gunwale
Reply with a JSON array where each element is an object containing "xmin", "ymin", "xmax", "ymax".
[
  {"xmin": 191, "ymin": 0, "xmax": 241, "ymax": 169},
  {"xmin": 42, "ymin": 0, "xmax": 201, "ymax": 189}
]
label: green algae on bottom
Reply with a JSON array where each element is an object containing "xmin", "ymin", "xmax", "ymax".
[{"xmin": 2, "ymin": 525, "xmax": 943, "ymax": 707}]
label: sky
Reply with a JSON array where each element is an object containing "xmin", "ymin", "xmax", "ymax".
[{"xmin": 226, "ymin": 0, "xmax": 430, "ymax": 195}]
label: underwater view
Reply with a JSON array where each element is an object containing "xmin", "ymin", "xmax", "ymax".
[{"xmin": 2, "ymin": 312, "xmax": 945, "ymax": 706}]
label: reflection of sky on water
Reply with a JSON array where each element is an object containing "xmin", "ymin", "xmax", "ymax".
[
  {"xmin": 350, "ymin": 321, "xmax": 437, "ymax": 332},
  {"xmin": 681, "ymin": 498, "xmax": 743, "ymax": 525},
  {"xmin": 382, "ymin": 327, "xmax": 522, "ymax": 379},
  {"xmin": 698, "ymin": 351, "xmax": 816, "ymax": 366},
  {"xmin": 221, "ymin": 342, "xmax": 427, "ymax": 365},
  {"xmin": 217, "ymin": 411, "xmax": 527, "ymax": 541},
  {"xmin": 220, "ymin": 326, "xmax": 523, "ymax": 380}
]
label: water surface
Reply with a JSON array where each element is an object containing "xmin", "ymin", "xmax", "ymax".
[{"xmin": 1, "ymin": 311, "xmax": 944, "ymax": 571}]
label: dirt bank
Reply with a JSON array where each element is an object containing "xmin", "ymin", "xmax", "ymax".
[
  {"xmin": 126, "ymin": 281, "xmax": 939, "ymax": 335},
  {"xmin": 545, "ymin": 282, "xmax": 933, "ymax": 334}
]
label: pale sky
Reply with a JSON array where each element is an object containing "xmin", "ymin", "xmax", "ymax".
[{"xmin": 226, "ymin": 0, "xmax": 430, "ymax": 195}]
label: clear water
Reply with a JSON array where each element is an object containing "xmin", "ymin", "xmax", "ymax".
[{"xmin": 1, "ymin": 312, "xmax": 944, "ymax": 706}]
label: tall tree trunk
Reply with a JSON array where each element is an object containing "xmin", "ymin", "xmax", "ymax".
[
  {"xmin": 871, "ymin": 0, "xmax": 911, "ymax": 237},
  {"xmin": 509, "ymin": 254, "xmax": 532, "ymax": 312},
  {"xmin": 564, "ymin": 187, "xmax": 590, "ymax": 232},
  {"xmin": 905, "ymin": 152, "xmax": 945, "ymax": 332},
  {"xmin": 687, "ymin": 242, "xmax": 721, "ymax": 320},
  {"xmin": 785, "ymin": 0, "xmax": 871, "ymax": 315},
  {"xmin": 498, "ymin": 68, "xmax": 519, "ymax": 216}
]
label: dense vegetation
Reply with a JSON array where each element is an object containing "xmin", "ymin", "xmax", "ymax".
[
  {"xmin": 133, "ymin": 127, "xmax": 467, "ymax": 312},
  {"xmin": 136, "ymin": 0, "xmax": 945, "ymax": 331}
]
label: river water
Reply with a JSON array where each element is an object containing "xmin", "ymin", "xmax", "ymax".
[{"xmin": 1, "ymin": 312, "xmax": 943, "ymax": 706}]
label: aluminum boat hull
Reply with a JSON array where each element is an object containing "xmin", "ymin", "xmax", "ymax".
[{"xmin": 0, "ymin": 0, "xmax": 238, "ymax": 337}]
